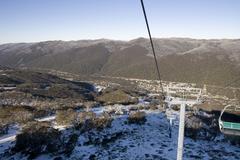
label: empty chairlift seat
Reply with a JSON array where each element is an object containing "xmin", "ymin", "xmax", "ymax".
[{"xmin": 219, "ymin": 105, "xmax": 240, "ymax": 136}]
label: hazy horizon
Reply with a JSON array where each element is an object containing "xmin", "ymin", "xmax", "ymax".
[
  {"xmin": 1, "ymin": 0, "xmax": 240, "ymax": 43},
  {"xmin": 1, "ymin": 36, "xmax": 240, "ymax": 45}
]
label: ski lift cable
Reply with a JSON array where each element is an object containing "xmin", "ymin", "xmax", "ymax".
[{"xmin": 140, "ymin": 0, "xmax": 165, "ymax": 97}]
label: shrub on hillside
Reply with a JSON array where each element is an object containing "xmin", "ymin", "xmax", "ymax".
[
  {"xmin": 0, "ymin": 123, "xmax": 9, "ymax": 135},
  {"xmin": 13, "ymin": 121, "xmax": 62, "ymax": 159},
  {"xmin": 149, "ymin": 105, "xmax": 158, "ymax": 110},
  {"xmin": 97, "ymin": 89, "xmax": 138, "ymax": 105},
  {"xmin": 77, "ymin": 111, "xmax": 96, "ymax": 123},
  {"xmin": 33, "ymin": 109, "xmax": 50, "ymax": 119},
  {"xmin": 14, "ymin": 109, "xmax": 34, "ymax": 124},
  {"xmin": 93, "ymin": 113, "xmax": 112, "ymax": 130},
  {"xmin": 138, "ymin": 105, "xmax": 152, "ymax": 110},
  {"xmin": 0, "ymin": 106, "xmax": 34, "ymax": 124},
  {"xmin": 29, "ymin": 83, "xmax": 95, "ymax": 100},
  {"xmin": 83, "ymin": 101, "xmax": 100, "ymax": 110},
  {"xmin": 64, "ymin": 133, "xmax": 79, "ymax": 156},
  {"xmin": 56, "ymin": 109, "xmax": 77, "ymax": 126},
  {"xmin": 185, "ymin": 116, "xmax": 203, "ymax": 140},
  {"xmin": 171, "ymin": 105, "xmax": 180, "ymax": 111},
  {"xmin": 128, "ymin": 111, "xmax": 146, "ymax": 125},
  {"xmin": 17, "ymin": 83, "xmax": 43, "ymax": 92},
  {"xmin": 0, "ymin": 107, "xmax": 11, "ymax": 124},
  {"xmin": 76, "ymin": 112, "xmax": 112, "ymax": 131},
  {"xmin": 185, "ymin": 115, "xmax": 219, "ymax": 141}
]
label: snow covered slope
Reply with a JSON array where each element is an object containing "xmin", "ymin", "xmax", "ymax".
[{"xmin": 1, "ymin": 108, "xmax": 240, "ymax": 160}]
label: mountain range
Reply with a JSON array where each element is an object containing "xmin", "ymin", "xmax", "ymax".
[{"xmin": 1, "ymin": 38, "xmax": 240, "ymax": 87}]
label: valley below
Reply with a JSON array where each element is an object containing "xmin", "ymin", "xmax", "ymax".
[
  {"xmin": 1, "ymin": 0, "xmax": 240, "ymax": 158},
  {"xmin": 0, "ymin": 67, "xmax": 240, "ymax": 160}
]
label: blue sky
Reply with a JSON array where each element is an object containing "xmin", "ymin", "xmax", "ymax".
[{"xmin": 0, "ymin": 0, "xmax": 240, "ymax": 43}]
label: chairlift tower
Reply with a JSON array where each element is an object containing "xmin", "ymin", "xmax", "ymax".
[
  {"xmin": 139, "ymin": 1, "xmax": 202, "ymax": 159},
  {"xmin": 177, "ymin": 102, "xmax": 186, "ymax": 160},
  {"xmin": 165, "ymin": 85, "xmax": 202, "ymax": 160}
]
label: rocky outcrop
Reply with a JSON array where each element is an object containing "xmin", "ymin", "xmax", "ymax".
[
  {"xmin": 185, "ymin": 111, "xmax": 219, "ymax": 140},
  {"xmin": 96, "ymin": 89, "xmax": 138, "ymax": 105},
  {"xmin": 13, "ymin": 122, "xmax": 62, "ymax": 159}
]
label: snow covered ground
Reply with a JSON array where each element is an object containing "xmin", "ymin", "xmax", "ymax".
[
  {"xmin": 1, "ymin": 106, "xmax": 240, "ymax": 160},
  {"xmin": 35, "ymin": 115, "xmax": 56, "ymax": 122},
  {"xmin": 0, "ymin": 125, "xmax": 19, "ymax": 157},
  {"xmin": 70, "ymin": 110, "xmax": 240, "ymax": 160},
  {"xmin": 0, "ymin": 115, "xmax": 57, "ymax": 157}
]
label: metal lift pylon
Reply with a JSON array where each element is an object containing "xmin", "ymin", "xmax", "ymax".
[{"xmin": 177, "ymin": 102, "xmax": 186, "ymax": 160}]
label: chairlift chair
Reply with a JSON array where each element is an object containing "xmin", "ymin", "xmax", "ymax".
[{"xmin": 219, "ymin": 105, "xmax": 240, "ymax": 136}]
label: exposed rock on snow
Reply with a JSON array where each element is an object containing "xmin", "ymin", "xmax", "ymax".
[{"xmin": 0, "ymin": 108, "xmax": 240, "ymax": 160}]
